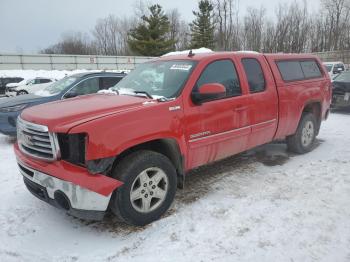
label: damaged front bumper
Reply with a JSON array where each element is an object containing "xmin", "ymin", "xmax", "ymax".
[
  {"xmin": 19, "ymin": 161, "xmax": 110, "ymax": 220},
  {"xmin": 14, "ymin": 143, "xmax": 123, "ymax": 220}
]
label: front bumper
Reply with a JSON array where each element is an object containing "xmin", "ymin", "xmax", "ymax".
[
  {"xmin": 20, "ymin": 164, "xmax": 108, "ymax": 220},
  {"xmin": 14, "ymin": 143, "xmax": 123, "ymax": 220},
  {"xmin": 0, "ymin": 111, "xmax": 20, "ymax": 136}
]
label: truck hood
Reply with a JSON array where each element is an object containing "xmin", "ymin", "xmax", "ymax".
[{"xmin": 21, "ymin": 94, "xmax": 152, "ymax": 132}]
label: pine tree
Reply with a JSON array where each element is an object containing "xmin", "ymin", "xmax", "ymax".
[
  {"xmin": 190, "ymin": 0, "xmax": 215, "ymax": 49},
  {"xmin": 128, "ymin": 4, "xmax": 175, "ymax": 56}
]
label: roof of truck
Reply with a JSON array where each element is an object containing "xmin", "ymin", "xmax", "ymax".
[{"xmin": 158, "ymin": 51, "xmax": 319, "ymax": 61}]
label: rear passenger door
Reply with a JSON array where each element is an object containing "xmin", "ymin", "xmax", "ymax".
[{"xmin": 237, "ymin": 55, "xmax": 279, "ymax": 148}]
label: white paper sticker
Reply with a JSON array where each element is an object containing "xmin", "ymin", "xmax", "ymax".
[
  {"xmin": 344, "ymin": 93, "xmax": 350, "ymax": 101},
  {"xmin": 170, "ymin": 64, "xmax": 192, "ymax": 71}
]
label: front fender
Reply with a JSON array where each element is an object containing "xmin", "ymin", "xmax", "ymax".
[{"xmin": 69, "ymin": 101, "xmax": 187, "ymax": 161}]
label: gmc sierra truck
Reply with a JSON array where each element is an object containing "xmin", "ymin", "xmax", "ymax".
[{"xmin": 14, "ymin": 51, "xmax": 331, "ymax": 226}]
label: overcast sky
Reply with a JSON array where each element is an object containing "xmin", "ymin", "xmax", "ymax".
[{"xmin": 0, "ymin": 0, "xmax": 321, "ymax": 53}]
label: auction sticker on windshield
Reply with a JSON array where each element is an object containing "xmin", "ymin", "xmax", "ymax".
[{"xmin": 170, "ymin": 64, "xmax": 192, "ymax": 71}]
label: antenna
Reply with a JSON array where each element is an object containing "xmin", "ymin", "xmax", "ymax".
[{"xmin": 188, "ymin": 49, "xmax": 194, "ymax": 57}]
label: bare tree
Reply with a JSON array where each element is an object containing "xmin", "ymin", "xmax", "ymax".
[
  {"xmin": 322, "ymin": 0, "xmax": 350, "ymax": 50},
  {"xmin": 133, "ymin": 0, "xmax": 151, "ymax": 19},
  {"xmin": 41, "ymin": 31, "xmax": 95, "ymax": 55},
  {"xmin": 261, "ymin": 20, "xmax": 276, "ymax": 53},
  {"xmin": 242, "ymin": 7, "xmax": 265, "ymax": 51},
  {"xmin": 167, "ymin": 9, "xmax": 181, "ymax": 50},
  {"xmin": 92, "ymin": 17, "xmax": 110, "ymax": 55},
  {"xmin": 177, "ymin": 20, "xmax": 191, "ymax": 50},
  {"xmin": 92, "ymin": 15, "xmax": 135, "ymax": 56},
  {"xmin": 214, "ymin": 0, "xmax": 240, "ymax": 50}
]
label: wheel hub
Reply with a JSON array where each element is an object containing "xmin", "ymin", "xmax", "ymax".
[
  {"xmin": 301, "ymin": 120, "xmax": 315, "ymax": 147},
  {"xmin": 130, "ymin": 167, "xmax": 168, "ymax": 213}
]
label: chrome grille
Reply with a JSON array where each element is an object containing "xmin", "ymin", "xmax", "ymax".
[{"xmin": 17, "ymin": 117, "xmax": 60, "ymax": 161}]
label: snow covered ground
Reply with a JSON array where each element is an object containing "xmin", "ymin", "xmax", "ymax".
[{"xmin": 0, "ymin": 111, "xmax": 350, "ymax": 262}]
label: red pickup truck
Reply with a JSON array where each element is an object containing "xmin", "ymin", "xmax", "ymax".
[{"xmin": 15, "ymin": 51, "xmax": 331, "ymax": 226}]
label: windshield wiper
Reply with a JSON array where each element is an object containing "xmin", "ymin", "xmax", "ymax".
[
  {"xmin": 110, "ymin": 88, "xmax": 173, "ymax": 102},
  {"xmin": 109, "ymin": 88, "xmax": 152, "ymax": 99},
  {"xmin": 155, "ymin": 96, "xmax": 175, "ymax": 102},
  {"xmin": 134, "ymin": 91, "xmax": 153, "ymax": 99}
]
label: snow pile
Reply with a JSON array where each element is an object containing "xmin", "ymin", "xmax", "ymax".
[
  {"xmin": 97, "ymin": 89, "xmax": 119, "ymax": 95},
  {"xmin": 0, "ymin": 112, "xmax": 350, "ymax": 261},
  {"xmin": 162, "ymin": 48, "xmax": 213, "ymax": 57}
]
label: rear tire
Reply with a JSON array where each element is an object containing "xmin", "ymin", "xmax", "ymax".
[
  {"xmin": 287, "ymin": 113, "xmax": 317, "ymax": 154},
  {"xmin": 109, "ymin": 150, "xmax": 177, "ymax": 226}
]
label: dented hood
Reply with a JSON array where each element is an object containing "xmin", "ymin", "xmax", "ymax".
[{"xmin": 20, "ymin": 94, "xmax": 150, "ymax": 132}]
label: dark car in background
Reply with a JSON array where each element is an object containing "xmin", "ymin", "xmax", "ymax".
[
  {"xmin": 332, "ymin": 71, "xmax": 350, "ymax": 108},
  {"xmin": 0, "ymin": 72, "xmax": 126, "ymax": 136},
  {"xmin": 0, "ymin": 77, "xmax": 24, "ymax": 95}
]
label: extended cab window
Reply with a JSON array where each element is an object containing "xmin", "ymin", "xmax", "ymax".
[
  {"xmin": 195, "ymin": 60, "xmax": 241, "ymax": 97},
  {"xmin": 242, "ymin": 58, "xmax": 265, "ymax": 93}
]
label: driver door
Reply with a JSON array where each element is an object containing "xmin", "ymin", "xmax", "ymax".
[{"xmin": 185, "ymin": 59, "xmax": 251, "ymax": 168}]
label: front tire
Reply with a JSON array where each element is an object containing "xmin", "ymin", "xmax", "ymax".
[
  {"xmin": 110, "ymin": 150, "xmax": 177, "ymax": 226},
  {"xmin": 287, "ymin": 113, "xmax": 317, "ymax": 154}
]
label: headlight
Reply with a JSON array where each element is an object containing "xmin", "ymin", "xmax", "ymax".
[
  {"xmin": 57, "ymin": 133, "xmax": 86, "ymax": 166},
  {"xmin": 0, "ymin": 104, "xmax": 28, "ymax": 113}
]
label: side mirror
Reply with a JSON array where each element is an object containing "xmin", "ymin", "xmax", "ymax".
[
  {"xmin": 64, "ymin": 90, "xmax": 78, "ymax": 99},
  {"xmin": 191, "ymin": 83, "xmax": 226, "ymax": 104}
]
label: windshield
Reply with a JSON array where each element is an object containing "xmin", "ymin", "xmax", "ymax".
[
  {"xmin": 111, "ymin": 60, "xmax": 197, "ymax": 99},
  {"xmin": 333, "ymin": 71, "xmax": 350, "ymax": 82},
  {"xmin": 34, "ymin": 76, "xmax": 77, "ymax": 97},
  {"xmin": 324, "ymin": 64, "xmax": 333, "ymax": 72}
]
